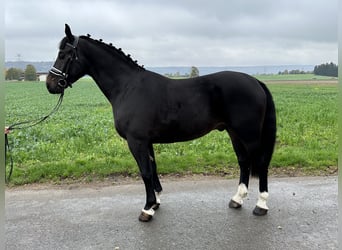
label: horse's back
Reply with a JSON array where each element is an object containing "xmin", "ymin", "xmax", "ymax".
[
  {"xmin": 166, "ymin": 71, "xmax": 267, "ymax": 118},
  {"xmin": 168, "ymin": 71, "xmax": 265, "ymax": 99}
]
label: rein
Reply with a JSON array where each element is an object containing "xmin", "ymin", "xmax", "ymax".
[{"xmin": 5, "ymin": 93, "xmax": 64, "ymax": 183}]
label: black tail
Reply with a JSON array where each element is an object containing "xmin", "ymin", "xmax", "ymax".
[{"xmin": 251, "ymin": 81, "xmax": 277, "ymax": 176}]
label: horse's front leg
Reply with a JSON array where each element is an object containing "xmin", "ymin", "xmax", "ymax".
[
  {"xmin": 149, "ymin": 143, "xmax": 162, "ymax": 210},
  {"xmin": 127, "ymin": 138, "xmax": 158, "ymax": 222}
]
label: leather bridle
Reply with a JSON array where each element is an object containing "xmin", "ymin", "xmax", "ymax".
[{"xmin": 49, "ymin": 36, "xmax": 79, "ymax": 89}]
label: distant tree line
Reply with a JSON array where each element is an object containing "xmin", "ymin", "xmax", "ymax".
[
  {"xmin": 6, "ymin": 67, "xmax": 23, "ymax": 80},
  {"xmin": 165, "ymin": 66, "xmax": 199, "ymax": 78},
  {"xmin": 278, "ymin": 69, "xmax": 312, "ymax": 75},
  {"xmin": 313, "ymin": 62, "xmax": 338, "ymax": 77},
  {"xmin": 5, "ymin": 64, "xmax": 37, "ymax": 81},
  {"xmin": 164, "ymin": 72, "xmax": 189, "ymax": 78}
]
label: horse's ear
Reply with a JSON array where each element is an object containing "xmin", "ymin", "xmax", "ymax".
[{"xmin": 65, "ymin": 24, "xmax": 74, "ymax": 42}]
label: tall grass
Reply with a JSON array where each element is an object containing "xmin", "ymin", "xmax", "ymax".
[{"xmin": 5, "ymin": 77, "xmax": 337, "ymax": 184}]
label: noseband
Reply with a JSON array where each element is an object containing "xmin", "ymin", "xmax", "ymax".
[{"xmin": 49, "ymin": 36, "xmax": 79, "ymax": 89}]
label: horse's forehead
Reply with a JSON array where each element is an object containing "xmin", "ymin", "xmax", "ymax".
[{"xmin": 59, "ymin": 37, "xmax": 68, "ymax": 50}]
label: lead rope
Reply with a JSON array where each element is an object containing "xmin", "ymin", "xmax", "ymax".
[
  {"xmin": 5, "ymin": 133, "xmax": 13, "ymax": 183},
  {"xmin": 5, "ymin": 93, "xmax": 64, "ymax": 183}
]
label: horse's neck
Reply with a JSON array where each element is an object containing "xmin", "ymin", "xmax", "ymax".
[{"xmin": 82, "ymin": 42, "xmax": 139, "ymax": 102}]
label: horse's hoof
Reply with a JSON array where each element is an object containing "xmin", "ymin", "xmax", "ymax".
[
  {"xmin": 253, "ymin": 206, "xmax": 268, "ymax": 216},
  {"xmin": 229, "ymin": 199, "xmax": 242, "ymax": 209},
  {"xmin": 139, "ymin": 211, "xmax": 153, "ymax": 222}
]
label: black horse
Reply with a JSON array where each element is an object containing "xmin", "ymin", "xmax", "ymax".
[{"xmin": 46, "ymin": 24, "xmax": 276, "ymax": 222}]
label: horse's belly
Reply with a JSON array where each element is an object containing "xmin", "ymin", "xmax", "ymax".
[{"xmin": 151, "ymin": 120, "xmax": 221, "ymax": 143}]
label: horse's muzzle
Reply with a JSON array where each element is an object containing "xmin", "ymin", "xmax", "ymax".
[{"xmin": 46, "ymin": 74, "xmax": 65, "ymax": 94}]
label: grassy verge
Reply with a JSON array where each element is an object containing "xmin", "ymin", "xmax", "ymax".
[{"xmin": 5, "ymin": 75, "xmax": 337, "ymax": 185}]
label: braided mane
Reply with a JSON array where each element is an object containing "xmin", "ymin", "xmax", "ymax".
[{"xmin": 80, "ymin": 35, "xmax": 145, "ymax": 70}]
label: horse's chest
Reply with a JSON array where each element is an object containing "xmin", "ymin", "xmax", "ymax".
[{"xmin": 113, "ymin": 106, "xmax": 155, "ymax": 138}]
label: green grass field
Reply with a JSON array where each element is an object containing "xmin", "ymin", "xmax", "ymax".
[
  {"xmin": 5, "ymin": 75, "xmax": 338, "ymax": 185},
  {"xmin": 254, "ymin": 73, "xmax": 337, "ymax": 82}
]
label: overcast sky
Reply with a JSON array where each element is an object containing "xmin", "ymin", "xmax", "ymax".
[{"xmin": 5, "ymin": 0, "xmax": 338, "ymax": 66}]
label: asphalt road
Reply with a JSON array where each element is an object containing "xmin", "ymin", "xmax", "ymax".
[{"xmin": 6, "ymin": 176, "xmax": 338, "ymax": 250}]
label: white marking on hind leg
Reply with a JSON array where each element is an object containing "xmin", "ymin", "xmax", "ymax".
[
  {"xmin": 155, "ymin": 192, "xmax": 161, "ymax": 205},
  {"xmin": 256, "ymin": 192, "xmax": 269, "ymax": 210},
  {"xmin": 142, "ymin": 208, "xmax": 155, "ymax": 216},
  {"xmin": 231, "ymin": 183, "xmax": 248, "ymax": 205},
  {"xmin": 151, "ymin": 192, "xmax": 161, "ymax": 210}
]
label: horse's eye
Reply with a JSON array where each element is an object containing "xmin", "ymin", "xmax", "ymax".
[{"xmin": 58, "ymin": 52, "xmax": 65, "ymax": 59}]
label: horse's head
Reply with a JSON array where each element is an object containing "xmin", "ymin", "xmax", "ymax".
[{"xmin": 46, "ymin": 24, "xmax": 86, "ymax": 94}]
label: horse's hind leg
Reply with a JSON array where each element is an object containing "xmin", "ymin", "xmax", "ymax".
[
  {"xmin": 252, "ymin": 153, "xmax": 269, "ymax": 216},
  {"xmin": 149, "ymin": 144, "xmax": 162, "ymax": 210},
  {"xmin": 228, "ymin": 135, "xmax": 250, "ymax": 209},
  {"xmin": 231, "ymin": 140, "xmax": 270, "ymax": 216},
  {"xmin": 228, "ymin": 128, "xmax": 270, "ymax": 216},
  {"xmin": 253, "ymin": 119, "xmax": 275, "ymax": 215}
]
